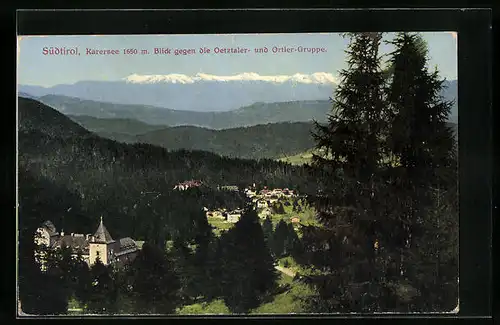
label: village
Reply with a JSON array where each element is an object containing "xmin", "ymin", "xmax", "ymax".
[{"xmin": 173, "ymin": 180, "xmax": 315, "ymax": 235}]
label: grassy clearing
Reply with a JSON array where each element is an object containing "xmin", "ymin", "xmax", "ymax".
[
  {"xmin": 264, "ymin": 199, "xmax": 318, "ymax": 229},
  {"xmin": 175, "ymin": 299, "xmax": 230, "ymax": 315},
  {"xmin": 278, "ymin": 150, "xmax": 315, "ymax": 165},
  {"xmin": 250, "ymin": 273, "xmax": 314, "ymax": 314},
  {"xmin": 208, "ymin": 218, "xmax": 235, "ymax": 236},
  {"xmin": 174, "ymin": 258, "xmax": 315, "ymax": 315}
]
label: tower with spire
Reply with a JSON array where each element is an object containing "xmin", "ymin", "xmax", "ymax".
[{"xmin": 88, "ymin": 216, "xmax": 116, "ymax": 265}]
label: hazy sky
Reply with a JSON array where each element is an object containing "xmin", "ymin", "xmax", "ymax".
[{"xmin": 17, "ymin": 32, "xmax": 457, "ymax": 87}]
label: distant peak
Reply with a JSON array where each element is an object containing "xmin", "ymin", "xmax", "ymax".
[{"xmin": 122, "ymin": 72, "xmax": 339, "ymax": 85}]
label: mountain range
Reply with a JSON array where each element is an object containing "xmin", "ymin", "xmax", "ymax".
[
  {"xmin": 19, "ymin": 73, "xmax": 337, "ymax": 112},
  {"xmin": 19, "ymin": 75, "xmax": 457, "ymax": 121},
  {"xmin": 37, "ymin": 95, "xmax": 334, "ymax": 129}
]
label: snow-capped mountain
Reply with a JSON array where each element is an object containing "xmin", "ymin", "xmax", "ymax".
[
  {"xmin": 19, "ymin": 73, "xmax": 339, "ymax": 112},
  {"xmin": 123, "ymin": 72, "xmax": 338, "ymax": 85}
]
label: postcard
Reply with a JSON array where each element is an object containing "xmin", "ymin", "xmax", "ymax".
[{"xmin": 16, "ymin": 32, "xmax": 458, "ymax": 316}]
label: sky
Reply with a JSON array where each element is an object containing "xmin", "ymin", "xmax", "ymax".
[{"xmin": 17, "ymin": 32, "xmax": 457, "ymax": 87}]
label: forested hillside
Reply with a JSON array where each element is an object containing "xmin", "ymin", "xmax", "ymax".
[
  {"xmin": 18, "ymin": 97, "xmax": 316, "ymax": 243},
  {"xmin": 68, "ymin": 116, "xmax": 317, "ymax": 159}
]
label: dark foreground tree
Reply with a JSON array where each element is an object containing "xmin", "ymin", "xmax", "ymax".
[
  {"xmin": 123, "ymin": 243, "xmax": 180, "ymax": 314},
  {"xmin": 270, "ymin": 220, "xmax": 288, "ymax": 257},
  {"xmin": 217, "ymin": 209, "xmax": 278, "ymax": 313},
  {"xmin": 126, "ymin": 242, "xmax": 181, "ymax": 314},
  {"xmin": 85, "ymin": 258, "xmax": 118, "ymax": 314},
  {"xmin": 286, "ymin": 223, "xmax": 303, "ymax": 257},
  {"xmin": 18, "ymin": 243, "xmax": 70, "ymax": 315},
  {"xmin": 17, "ymin": 169, "xmax": 86, "ymax": 315},
  {"xmin": 385, "ymin": 32, "xmax": 458, "ymax": 311},
  {"xmin": 270, "ymin": 220, "xmax": 300, "ymax": 258},
  {"xmin": 262, "ymin": 216, "xmax": 274, "ymax": 247},
  {"xmin": 300, "ymin": 32, "xmax": 390, "ymax": 312}
]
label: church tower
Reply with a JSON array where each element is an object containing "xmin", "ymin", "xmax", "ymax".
[{"xmin": 89, "ymin": 216, "xmax": 116, "ymax": 265}]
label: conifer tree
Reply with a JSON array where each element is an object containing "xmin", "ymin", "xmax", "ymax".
[
  {"xmin": 127, "ymin": 242, "xmax": 181, "ymax": 314},
  {"xmin": 286, "ymin": 223, "xmax": 302, "ymax": 256},
  {"xmin": 262, "ymin": 216, "xmax": 274, "ymax": 245},
  {"xmin": 216, "ymin": 209, "xmax": 278, "ymax": 313},
  {"xmin": 86, "ymin": 258, "xmax": 118, "ymax": 314},
  {"xmin": 385, "ymin": 32, "xmax": 458, "ymax": 311},
  {"xmin": 301, "ymin": 32, "xmax": 390, "ymax": 312},
  {"xmin": 271, "ymin": 220, "xmax": 288, "ymax": 257}
]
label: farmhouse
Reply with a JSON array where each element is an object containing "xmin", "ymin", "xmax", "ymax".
[{"xmin": 34, "ymin": 218, "xmax": 140, "ymax": 270}]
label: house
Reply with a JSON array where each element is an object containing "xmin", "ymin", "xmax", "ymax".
[
  {"xmin": 272, "ymin": 189, "xmax": 284, "ymax": 197},
  {"xmin": 218, "ymin": 185, "xmax": 239, "ymax": 192},
  {"xmin": 206, "ymin": 210, "xmax": 224, "ymax": 219},
  {"xmin": 244, "ymin": 188, "xmax": 257, "ymax": 198},
  {"xmin": 226, "ymin": 211, "xmax": 241, "ymax": 223},
  {"xmin": 174, "ymin": 180, "xmax": 203, "ymax": 190},
  {"xmin": 34, "ymin": 217, "xmax": 140, "ymax": 270},
  {"xmin": 225, "ymin": 209, "xmax": 243, "ymax": 223},
  {"xmin": 258, "ymin": 208, "xmax": 272, "ymax": 219},
  {"xmin": 260, "ymin": 189, "xmax": 270, "ymax": 196},
  {"xmin": 256, "ymin": 199, "xmax": 268, "ymax": 209}
]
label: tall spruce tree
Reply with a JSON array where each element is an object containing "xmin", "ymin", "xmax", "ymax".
[
  {"xmin": 301, "ymin": 32, "xmax": 390, "ymax": 312},
  {"xmin": 271, "ymin": 220, "xmax": 289, "ymax": 257},
  {"xmin": 85, "ymin": 258, "xmax": 119, "ymax": 314},
  {"xmin": 385, "ymin": 32, "xmax": 458, "ymax": 311},
  {"xmin": 262, "ymin": 216, "xmax": 274, "ymax": 248},
  {"xmin": 216, "ymin": 208, "xmax": 278, "ymax": 313},
  {"xmin": 126, "ymin": 242, "xmax": 181, "ymax": 314}
]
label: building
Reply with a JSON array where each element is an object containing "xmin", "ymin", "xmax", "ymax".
[
  {"xmin": 34, "ymin": 217, "xmax": 140, "ymax": 270},
  {"xmin": 258, "ymin": 208, "xmax": 272, "ymax": 219},
  {"xmin": 174, "ymin": 180, "xmax": 203, "ymax": 190},
  {"xmin": 226, "ymin": 209, "xmax": 243, "ymax": 223},
  {"xmin": 218, "ymin": 185, "xmax": 239, "ymax": 192},
  {"xmin": 244, "ymin": 188, "xmax": 257, "ymax": 198},
  {"xmin": 206, "ymin": 210, "xmax": 224, "ymax": 219},
  {"xmin": 256, "ymin": 199, "xmax": 268, "ymax": 209}
]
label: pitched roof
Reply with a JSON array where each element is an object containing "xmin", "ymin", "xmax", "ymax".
[
  {"xmin": 93, "ymin": 217, "xmax": 115, "ymax": 244},
  {"xmin": 56, "ymin": 235, "xmax": 89, "ymax": 253},
  {"xmin": 41, "ymin": 220, "xmax": 58, "ymax": 235},
  {"xmin": 119, "ymin": 237, "xmax": 137, "ymax": 250}
]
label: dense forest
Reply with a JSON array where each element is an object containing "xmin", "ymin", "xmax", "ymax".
[
  {"xmin": 68, "ymin": 117, "xmax": 316, "ymax": 159},
  {"xmin": 18, "ymin": 32, "xmax": 458, "ymax": 315},
  {"xmin": 68, "ymin": 116, "xmax": 456, "ymax": 161}
]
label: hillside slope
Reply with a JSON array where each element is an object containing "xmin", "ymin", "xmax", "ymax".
[
  {"xmin": 125, "ymin": 122, "xmax": 315, "ymax": 160},
  {"xmin": 40, "ymin": 95, "xmax": 332, "ymax": 129}
]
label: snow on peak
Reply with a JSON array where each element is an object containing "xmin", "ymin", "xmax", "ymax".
[{"xmin": 123, "ymin": 72, "xmax": 338, "ymax": 85}]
